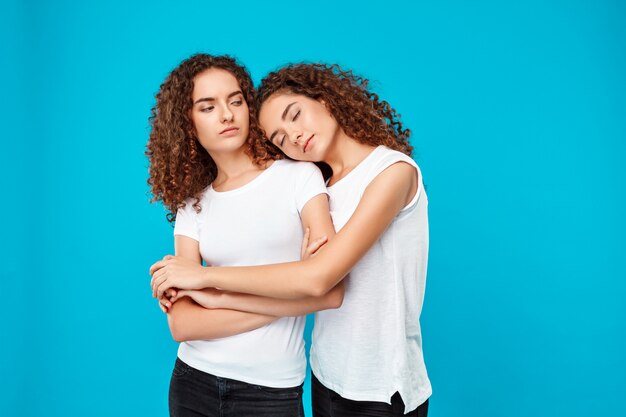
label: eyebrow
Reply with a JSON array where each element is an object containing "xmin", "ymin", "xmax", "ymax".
[
  {"xmin": 282, "ymin": 102, "xmax": 296, "ymax": 120},
  {"xmin": 268, "ymin": 101, "xmax": 297, "ymax": 143},
  {"xmin": 193, "ymin": 90, "xmax": 243, "ymax": 105}
]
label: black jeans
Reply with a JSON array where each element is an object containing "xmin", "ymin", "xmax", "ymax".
[
  {"xmin": 169, "ymin": 358, "xmax": 304, "ymax": 417},
  {"xmin": 312, "ymin": 373, "xmax": 429, "ymax": 417}
]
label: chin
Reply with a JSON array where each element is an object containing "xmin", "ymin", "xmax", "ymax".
[{"xmin": 213, "ymin": 138, "xmax": 248, "ymax": 154}]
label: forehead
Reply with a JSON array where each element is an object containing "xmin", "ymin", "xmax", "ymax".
[
  {"xmin": 192, "ymin": 68, "xmax": 241, "ymax": 101},
  {"xmin": 259, "ymin": 93, "xmax": 298, "ymax": 126}
]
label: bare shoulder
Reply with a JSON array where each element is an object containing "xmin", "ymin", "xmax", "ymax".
[{"xmin": 370, "ymin": 160, "xmax": 417, "ymax": 190}]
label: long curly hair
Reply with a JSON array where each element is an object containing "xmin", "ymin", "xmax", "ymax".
[
  {"xmin": 146, "ymin": 54, "xmax": 278, "ymax": 223},
  {"xmin": 257, "ymin": 63, "xmax": 413, "ymax": 160}
]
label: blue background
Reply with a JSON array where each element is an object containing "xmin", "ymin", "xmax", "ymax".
[{"xmin": 2, "ymin": 0, "xmax": 625, "ymax": 416}]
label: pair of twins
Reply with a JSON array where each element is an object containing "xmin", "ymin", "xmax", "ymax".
[{"xmin": 146, "ymin": 54, "xmax": 431, "ymax": 417}]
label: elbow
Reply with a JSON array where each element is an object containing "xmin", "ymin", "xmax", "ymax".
[
  {"xmin": 303, "ymin": 276, "xmax": 334, "ymax": 297},
  {"xmin": 327, "ymin": 283, "xmax": 345, "ymax": 309},
  {"xmin": 327, "ymin": 292, "xmax": 344, "ymax": 309},
  {"xmin": 167, "ymin": 313, "xmax": 190, "ymax": 343},
  {"xmin": 305, "ymin": 265, "xmax": 340, "ymax": 298},
  {"xmin": 333, "ymin": 287, "xmax": 345, "ymax": 309},
  {"xmin": 171, "ymin": 328, "xmax": 188, "ymax": 343},
  {"xmin": 307, "ymin": 284, "xmax": 328, "ymax": 298}
]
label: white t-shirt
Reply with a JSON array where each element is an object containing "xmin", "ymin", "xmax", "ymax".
[
  {"xmin": 310, "ymin": 146, "xmax": 432, "ymax": 413},
  {"xmin": 173, "ymin": 159, "xmax": 327, "ymax": 388}
]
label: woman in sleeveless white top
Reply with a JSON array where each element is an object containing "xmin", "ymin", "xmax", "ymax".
[{"xmin": 151, "ymin": 63, "xmax": 431, "ymax": 416}]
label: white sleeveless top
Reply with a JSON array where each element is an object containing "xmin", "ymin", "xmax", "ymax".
[
  {"xmin": 173, "ymin": 159, "xmax": 327, "ymax": 388},
  {"xmin": 310, "ymin": 146, "xmax": 432, "ymax": 413}
]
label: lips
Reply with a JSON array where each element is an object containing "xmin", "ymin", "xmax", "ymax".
[
  {"xmin": 220, "ymin": 126, "xmax": 239, "ymax": 135},
  {"xmin": 303, "ymin": 135, "xmax": 314, "ymax": 153}
]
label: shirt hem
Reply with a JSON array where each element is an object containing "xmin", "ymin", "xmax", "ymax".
[{"xmin": 179, "ymin": 353, "xmax": 306, "ymax": 388}]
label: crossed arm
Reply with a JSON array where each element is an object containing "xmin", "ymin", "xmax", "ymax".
[{"xmin": 158, "ymin": 193, "xmax": 340, "ymax": 342}]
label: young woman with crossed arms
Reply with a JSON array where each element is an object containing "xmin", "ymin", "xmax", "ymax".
[{"xmin": 147, "ymin": 54, "xmax": 342, "ymax": 417}]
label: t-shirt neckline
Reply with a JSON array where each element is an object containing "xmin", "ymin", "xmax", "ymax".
[
  {"xmin": 327, "ymin": 146, "xmax": 384, "ymax": 189},
  {"xmin": 208, "ymin": 159, "xmax": 282, "ymax": 196}
]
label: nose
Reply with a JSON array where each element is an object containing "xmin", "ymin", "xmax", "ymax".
[
  {"xmin": 288, "ymin": 130, "xmax": 303, "ymax": 145},
  {"xmin": 221, "ymin": 105, "xmax": 234, "ymax": 123}
]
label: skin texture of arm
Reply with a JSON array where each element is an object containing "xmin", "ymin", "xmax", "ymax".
[
  {"xmin": 153, "ymin": 162, "xmax": 418, "ymax": 300},
  {"xmin": 210, "ymin": 162, "xmax": 418, "ymax": 298},
  {"xmin": 165, "ymin": 235, "xmax": 277, "ymax": 342},
  {"xmin": 211, "ymin": 192, "xmax": 341, "ymax": 315},
  {"xmin": 174, "ymin": 193, "xmax": 343, "ymax": 317},
  {"xmin": 202, "ymin": 281, "xmax": 345, "ymax": 316}
]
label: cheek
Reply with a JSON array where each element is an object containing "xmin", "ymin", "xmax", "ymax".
[
  {"xmin": 193, "ymin": 115, "xmax": 220, "ymax": 146},
  {"xmin": 237, "ymin": 106, "xmax": 250, "ymax": 125},
  {"xmin": 281, "ymin": 145, "xmax": 301, "ymax": 160}
]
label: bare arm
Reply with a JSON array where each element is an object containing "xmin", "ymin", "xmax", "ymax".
[
  {"xmin": 165, "ymin": 235, "xmax": 277, "ymax": 342},
  {"xmin": 172, "ymin": 193, "xmax": 344, "ymax": 316},
  {"xmin": 219, "ymin": 280, "xmax": 344, "ymax": 315},
  {"xmin": 215, "ymin": 193, "xmax": 341, "ymax": 315},
  {"xmin": 200, "ymin": 162, "xmax": 418, "ymax": 298},
  {"xmin": 166, "ymin": 298, "xmax": 277, "ymax": 342},
  {"xmin": 152, "ymin": 162, "xmax": 418, "ymax": 299}
]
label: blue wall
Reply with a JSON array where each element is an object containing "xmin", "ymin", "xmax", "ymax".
[{"xmin": 2, "ymin": 1, "xmax": 624, "ymax": 416}]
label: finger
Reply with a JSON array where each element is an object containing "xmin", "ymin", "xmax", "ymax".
[
  {"xmin": 166, "ymin": 288, "xmax": 177, "ymax": 298},
  {"xmin": 307, "ymin": 236, "xmax": 328, "ymax": 255},
  {"xmin": 149, "ymin": 260, "xmax": 165, "ymax": 276},
  {"xmin": 300, "ymin": 227, "xmax": 311, "ymax": 258},
  {"xmin": 150, "ymin": 258, "xmax": 173, "ymax": 276},
  {"xmin": 170, "ymin": 290, "xmax": 188, "ymax": 303},
  {"xmin": 157, "ymin": 280, "xmax": 173, "ymax": 299},
  {"xmin": 152, "ymin": 269, "xmax": 167, "ymax": 298},
  {"xmin": 159, "ymin": 298, "xmax": 172, "ymax": 309},
  {"xmin": 163, "ymin": 254, "xmax": 175, "ymax": 261}
]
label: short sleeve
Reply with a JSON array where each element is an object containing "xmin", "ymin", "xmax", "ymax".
[
  {"xmin": 173, "ymin": 199, "xmax": 200, "ymax": 241},
  {"xmin": 294, "ymin": 162, "xmax": 329, "ymax": 213}
]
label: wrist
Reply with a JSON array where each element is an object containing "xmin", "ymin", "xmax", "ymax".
[
  {"xmin": 201, "ymin": 266, "xmax": 213, "ymax": 288},
  {"xmin": 215, "ymin": 291, "xmax": 230, "ymax": 309}
]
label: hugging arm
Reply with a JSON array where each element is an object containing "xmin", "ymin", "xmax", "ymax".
[
  {"xmin": 153, "ymin": 162, "xmax": 418, "ymax": 300},
  {"xmin": 172, "ymin": 193, "xmax": 344, "ymax": 316}
]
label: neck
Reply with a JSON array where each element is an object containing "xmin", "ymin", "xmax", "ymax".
[
  {"xmin": 209, "ymin": 147, "xmax": 258, "ymax": 185},
  {"xmin": 324, "ymin": 130, "xmax": 377, "ymax": 182}
]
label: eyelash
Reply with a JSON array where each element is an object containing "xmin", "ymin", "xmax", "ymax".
[
  {"xmin": 200, "ymin": 99, "xmax": 241, "ymax": 112},
  {"xmin": 275, "ymin": 109, "xmax": 300, "ymax": 147}
]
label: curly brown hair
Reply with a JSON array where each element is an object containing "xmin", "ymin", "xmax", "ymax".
[
  {"xmin": 146, "ymin": 54, "xmax": 279, "ymax": 223},
  {"xmin": 257, "ymin": 63, "xmax": 413, "ymax": 159}
]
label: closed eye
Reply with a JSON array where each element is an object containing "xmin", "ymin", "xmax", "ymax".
[{"xmin": 293, "ymin": 110, "xmax": 300, "ymax": 121}]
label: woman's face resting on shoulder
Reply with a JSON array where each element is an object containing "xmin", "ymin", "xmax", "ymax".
[
  {"xmin": 259, "ymin": 93, "xmax": 339, "ymax": 163},
  {"xmin": 191, "ymin": 68, "xmax": 250, "ymax": 154}
]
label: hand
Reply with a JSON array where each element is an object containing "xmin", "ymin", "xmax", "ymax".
[
  {"xmin": 169, "ymin": 288, "xmax": 227, "ymax": 310},
  {"xmin": 150, "ymin": 255, "xmax": 208, "ymax": 299},
  {"xmin": 300, "ymin": 227, "xmax": 328, "ymax": 260},
  {"xmin": 157, "ymin": 288, "xmax": 177, "ymax": 313}
]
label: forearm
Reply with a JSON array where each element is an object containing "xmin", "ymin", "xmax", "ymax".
[
  {"xmin": 217, "ymin": 281, "xmax": 345, "ymax": 316},
  {"xmin": 167, "ymin": 298, "xmax": 277, "ymax": 342},
  {"xmin": 200, "ymin": 254, "xmax": 344, "ymax": 299}
]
